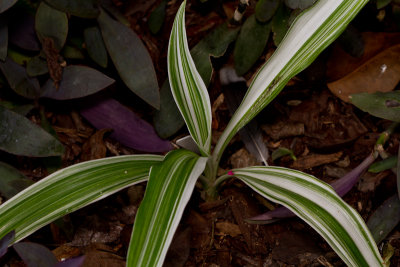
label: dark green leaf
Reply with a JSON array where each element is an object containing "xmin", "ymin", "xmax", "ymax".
[
  {"xmin": 0, "ymin": 0, "xmax": 17, "ymax": 14},
  {"xmin": 255, "ymin": 0, "xmax": 280, "ymax": 22},
  {"xmin": 41, "ymin": 65, "xmax": 114, "ymax": 100},
  {"xmin": 98, "ymin": 9, "xmax": 160, "ymax": 109},
  {"xmin": 351, "ymin": 91, "xmax": 400, "ymax": 122},
  {"xmin": 0, "ymin": 162, "xmax": 33, "ymax": 199},
  {"xmin": 337, "ymin": 25, "xmax": 364, "ymax": 58},
  {"xmin": 0, "ymin": 106, "xmax": 64, "ymax": 157},
  {"xmin": 190, "ymin": 23, "xmax": 240, "ymax": 85},
  {"xmin": 377, "ymin": 0, "xmax": 392, "ymax": 9},
  {"xmin": 367, "ymin": 194, "xmax": 400, "ymax": 243},
  {"xmin": 26, "ymin": 55, "xmax": 48, "ymax": 77},
  {"xmin": 234, "ymin": 15, "xmax": 271, "ymax": 76},
  {"xmin": 272, "ymin": 3, "xmax": 291, "ymax": 46},
  {"xmin": 84, "ymin": 26, "xmax": 108, "ymax": 68},
  {"xmin": 44, "ymin": 0, "xmax": 99, "ymax": 18},
  {"xmin": 0, "ymin": 18, "xmax": 7, "ymax": 61},
  {"xmin": 0, "ymin": 101, "xmax": 34, "ymax": 115},
  {"xmin": 35, "ymin": 2, "xmax": 68, "ymax": 50},
  {"xmin": 148, "ymin": 0, "xmax": 167, "ymax": 34},
  {"xmin": 14, "ymin": 242, "xmax": 58, "ymax": 267},
  {"xmin": 0, "ymin": 58, "xmax": 40, "ymax": 99},
  {"xmin": 100, "ymin": 0, "xmax": 129, "ymax": 26},
  {"xmin": 284, "ymin": 0, "xmax": 317, "ymax": 10},
  {"xmin": 153, "ymin": 80, "xmax": 185, "ymax": 138},
  {"xmin": 368, "ymin": 156, "xmax": 397, "ymax": 173},
  {"xmin": 62, "ymin": 45, "xmax": 84, "ymax": 59}
]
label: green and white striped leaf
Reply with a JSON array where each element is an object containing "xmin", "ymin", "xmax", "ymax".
[
  {"xmin": 168, "ymin": 1, "xmax": 212, "ymax": 156},
  {"xmin": 212, "ymin": 0, "xmax": 369, "ymax": 169},
  {"xmin": 231, "ymin": 166, "xmax": 384, "ymax": 267},
  {"xmin": 0, "ymin": 155, "xmax": 162, "ymax": 244},
  {"xmin": 127, "ymin": 149, "xmax": 207, "ymax": 266}
]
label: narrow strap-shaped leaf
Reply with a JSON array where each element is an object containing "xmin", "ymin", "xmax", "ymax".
[
  {"xmin": 168, "ymin": 1, "xmax": 212, "ymax": 156},
  {"xmin": 231, "ymin": 166, "xmax": 384, "ymax": 267},
  {"xmin": 212, "ymin": 0, "xmax": 369, "ymax": 170},
  {"xmin": 127, "ymin": 149, "xmax": 207, "ymax": 266},
  {"xmin": 0, "ymin": 155, "xmax": 162, "ymax": 244}
]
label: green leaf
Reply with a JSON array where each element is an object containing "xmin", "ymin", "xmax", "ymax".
[
  {"xmin": 271, "ymin": 3, "xmax": 291, "ymax": 46},
  {"xmin": 127, "ymin": 150, "xmax": 207, "ymax": 266},
  {"xmin": 0, "ymin": 0, "xmax": 17, "ymax": 14},
  {"xmin": 148, "ymin": 0, "xmax": 167, "ymax": 34},
  {"xmin": 271, "ymin": 147, "xmax": 297, "ymax": 161},
  {"xmin": 0, "ymin": 162, "xmax": 33, "ymax": 199},
  {"xmin": 212, "ymin": 0, "xmax": 370, "ymax": 171},
  {"xmin": 153, "ymin": 80, "xmax": 185, "ymax": 139},
  {"xmin": 190, "ymin": 23, "xmax": 240, "ymax": 86},
  {"xmin": 351, "ymin": 91, "xmax": 400, "ymax": 122},
  {"xmin": 0, "ymin": 106, "xmax": 64, "ymax": 157},
  {"xmin": 377, "ymin": 0, "xmax": 392, "ymax": 9},
  {"xmin": 368, "ymin": 156, "xmax": 397, "ymax": 173},
  {"xmin": 0, "ymin": 155, "xmax": 162, "ymax": 243},
  {"xmin": 26, "ymin": 55, "xmax": 48, "ymax": 77},
  {"xmin": 168, "ymin": 1, "xmax": 212, "ymax": 156},
  {"xmin": 84, "ymin": 26, "xmax": 108, "ymax": 68},
  {"xmin": 35, "ymin": 2, "xmax": 68, "ymax": 50},
  {"xmin": 284, "ymin": 0, "xmax": 317, "ymax": 10},
  {"xmin": 255, "ymin": 0, "xmax": 280, "ymax": 22},
  {"xmin": 98, "ymin": 9, "xmax": 160, "ymax": 109},
  {"xmin": 44, "ymin": 0, "xmax": 99, "ymax": 18},
  {"xmin": 367, "ymin": 194, "xmax": 400, "ymax": 244},
  {"xmin": 0, "ymin": 58, "xmax": 40, "ymax": 99},
  {"xmin": 40, "ymin": 65, "xmax": 115, "ymax": 100},
  {"xmin": 0, "ymin": 18, "xmax": 7, "ymax": 61},
  {"xmin": 234, "ymin": 15, "xmax": 271, "ymax": 76},
  {"xmin": 232, "ymin": 166, "xmax": 384, "ymax": 266}
]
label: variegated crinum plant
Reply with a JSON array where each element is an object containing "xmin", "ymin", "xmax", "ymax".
[{"xmin": 0, "ymin": 0, "xmax": 386, "ymax": 266}]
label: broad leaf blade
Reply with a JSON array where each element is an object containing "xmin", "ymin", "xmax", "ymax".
[
  {"xmin": 40, "ymin": 65, "xmax": 114, "ymax": 100},
  {"xmin": 0, "ymin": 162, "xmax": 33, "ymax": 199},
  {"xmin": 0, "ymin": 0, "xmax": 17, "ymax": 14},
  {"xmin": 84, "ymin": 26, "xmax": 108, "ymax": 68},
  {"xmin": 0, "ymin": 106, "xmax": 64, "ymax": 157},
  {"xmin": 213, "ymin": 0, "xmax": 369, "ymax": 168},
  {"xmin": 44, "ymin": 0, "xmax": 99, "ymax": 18},
  {"xmin": 233, "ymin": 166, "xmax": 384, "ymax": 266},
  {"xmin": 127, "ymin": 150, "xmax": 207, "ymax": 266},
  {"xmin": 168, "ymin": 1, "xmax": 212, "ymax": 156},
  {"xmin": 14, "ymin": 242, "xmax": 58, "ymax": 267},
  {"xmin": 98, "ymin": 9, "xmax": 160, "ymax": 109},
  {"xmin": 0, "ymin": 155, "xmax": 162, "ymax": 243}
]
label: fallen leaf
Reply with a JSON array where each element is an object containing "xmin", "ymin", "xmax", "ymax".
[
  {"xmin": 328, "ymin": 44, "xmax": 400, "ymax": 102},
  {"xmin": 82, "ymin": 244, "xmax": 125, "ymax": 267},
  {"xmin": 229, "ymin": 148, "xmax": 258, "ymax": 169},
  {"xmin": 80, "ymin": 98, "xmax": 172, "ymax": 153},
  {"xmin": 81, "ymin": 129, "xmax": 111, "ymax": 161},
  {"xmin": 44, "ymin": 0, "xmax": 99, "ymax": 18},
  {"xmin": 357, "ymin": 170, "xmax": 390, "ymax": 193},
  {"xmin": 327, "ymin": 32, "xmax": 400, "ymax": 81},
  {"xmin": 98, "ymin": 9, "xmax": 160, "ymax": 109},
  {"xmin": 262, "ymin": 121, "xmax": 304, "ymax": 141},
  {"xmin": 215, "ymin": 221, "xmax": 242, "ymax": 237},
  {"xmin": 290, "ymin": 151, "xmax": 343, "ymax": 170},
  {"xmin": 40, "ymin": 65, "xmax": 114, "ymax": 100},
  {"xmin": 0, "ymin": 106, "xmax": 64, "ymax": 157}
]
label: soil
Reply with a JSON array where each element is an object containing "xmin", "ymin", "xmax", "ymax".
[{"xmin": 1, "ymin": 0, "xmax": 400, "ymax": 266}]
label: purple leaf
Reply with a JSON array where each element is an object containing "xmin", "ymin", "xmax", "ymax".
[
  {"xmin": 9, "ymin": 15, "xmax": 40, "ymax": 51},
  {"xmin": 247, "ymin": 153, "xmax": 375, "ymax": 223},
  {"xmin": 80, "ymin": 98, "xmax": 172, "ymax": 152},
  {"xmin": 55, "ymin": 256, "xmax": 85, "ymax": 267},
  {"xmin": 40, "ymin": 65, "xmax": 115, "ymax": 100},
  {"xmin": 13, "ymin": 242, "xmax": 58, "ymax": 267},
  {"xmin": 0, "ymin": 230, "xmax": 15, "ymax": 258}
]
